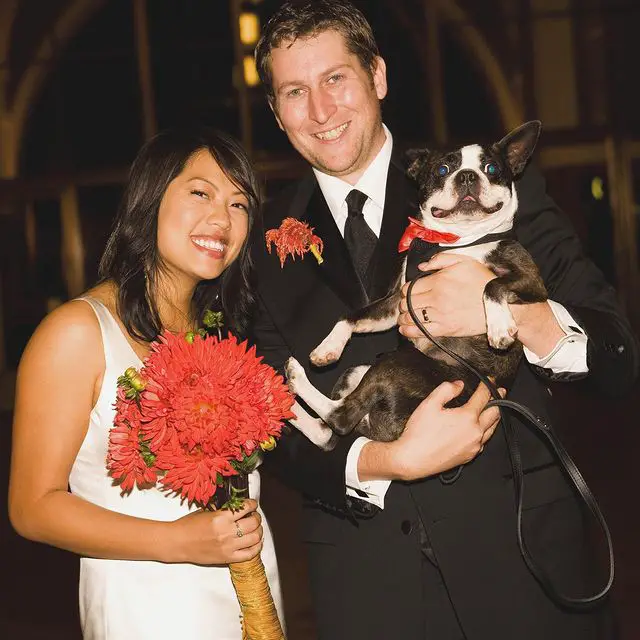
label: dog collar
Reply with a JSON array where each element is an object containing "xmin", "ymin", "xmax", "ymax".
[
  {"xmin": 404, "ymin": 230, "xmax": 516, "ymax": 281},
  {"xmin": 398, "ymin": 217, "xmax": 460, "ymax": 252}
]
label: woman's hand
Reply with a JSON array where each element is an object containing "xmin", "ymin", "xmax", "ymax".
[{"xmin": 167, "ymin": 499, "xmax": 264, "ymax": 565}]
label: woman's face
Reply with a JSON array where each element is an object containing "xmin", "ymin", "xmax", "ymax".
[{"xmin": 156, "ymin": 149, "xmax": 250, "ymax": 288}]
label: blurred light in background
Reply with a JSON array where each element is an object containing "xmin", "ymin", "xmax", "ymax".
[
  {"xmin": 243, "ymin": 56, "xmax": 260, "ymax": 86},
  {"xmin": 591, "ymin": 176, "xmax": 605, "ymax": 200},
  {"xmin": 239, "ymin": 12, "xmax": 260, "ymax": 46}
]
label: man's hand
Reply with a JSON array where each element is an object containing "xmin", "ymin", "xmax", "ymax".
[
  {"xmin": 398, "ymin": 252, "xmax": 566, "ymax": 357},
  {"xmin": 357, "ymin": 381, "xmax": 503, "ymax": 483},
  {"xmin": 398, "ymin": 253, "xmax": 495, "ymax": 339}
]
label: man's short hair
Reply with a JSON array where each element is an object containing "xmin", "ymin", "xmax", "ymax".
[{"xmin": 255, "ymin": 0, "xmax": 380, "ymax": 102}]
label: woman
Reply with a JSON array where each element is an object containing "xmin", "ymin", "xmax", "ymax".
[{"xmin": 8, "ymin": 127, "xmax": 283, "ymax": 639}]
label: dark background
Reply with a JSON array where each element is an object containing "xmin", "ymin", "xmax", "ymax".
[{"xmin": 1, "ymin": 1, "xmax": 639, "ymax": 638}]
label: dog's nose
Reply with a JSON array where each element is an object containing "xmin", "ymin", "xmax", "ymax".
[{"xmin": 456, "ymin": 170, "xmax": 477, "ymax": 187}]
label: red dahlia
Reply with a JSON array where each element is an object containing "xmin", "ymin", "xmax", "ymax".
[{"xmin": 107, "ymin": 332, "xmax": 294, "ymax": 507}]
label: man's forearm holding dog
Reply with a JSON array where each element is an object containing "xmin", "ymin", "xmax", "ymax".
[{"xmin": 397, "ymin": 253, "xmax": 571, "ymax": 360}]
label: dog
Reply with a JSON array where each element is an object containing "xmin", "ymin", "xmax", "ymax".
[{"xmin": 285, "ymin": 120, "xmax": 548, "ymax": 450}]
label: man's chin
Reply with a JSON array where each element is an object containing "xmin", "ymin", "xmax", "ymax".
[{"xmin": 311, "ymin": 154, "xmax": 361, "ymax": 178}]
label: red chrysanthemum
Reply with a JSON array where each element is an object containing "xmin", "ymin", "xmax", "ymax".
[{"xmin": 107, "ymin": 332, "xmax": 295, "ymax": 507}]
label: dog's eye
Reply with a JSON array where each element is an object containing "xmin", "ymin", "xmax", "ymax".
[
  {"xmin": 436, "ymin": 164, "xmax": 450, "ymax": 177},
  {"xmin": 484, "ymin": 162, "xmax": 498, "ymax": 176}
]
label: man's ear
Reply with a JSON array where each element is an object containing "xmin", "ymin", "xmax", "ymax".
[
  {"xmin": 406, "ymin": 148, "xmax": 430, "ymax": 181},
  {"xmin": 372, "ymin": 56, "xmax": 388, "ymax": 101},
  {"xmin": 494, "ymin": 120, "xmax": 542, "ymax": 177},
  {"xmin": 268, "ymin": 98, "xmax": 285, "ymax": 132}
]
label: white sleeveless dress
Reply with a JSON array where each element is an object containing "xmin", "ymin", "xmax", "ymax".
[{"xmin": 68, "ymin": 297, "xmax": 284, "ymax": 639}]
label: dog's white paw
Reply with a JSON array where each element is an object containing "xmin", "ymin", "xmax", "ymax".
[
  {"xmin": 285, "ymin": 357, "xmax": 306, "ymax": 393},
  {"xmin": 485, "ymin": 298, "xmax": 518, "ymax": 350},
  {"xmin": 310, "ymin": 320, "xmax": 352, "ymax": 367},
  {"xmin": 310, "ymin": 341, "xmax": 343, "ymax": 366}
]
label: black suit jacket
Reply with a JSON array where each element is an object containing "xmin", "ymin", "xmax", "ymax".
[{"xmin": 249, "ymin": 152, "xmax": 639, "ymax": 640}]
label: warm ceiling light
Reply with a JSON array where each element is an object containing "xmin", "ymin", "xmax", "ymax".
[
  {"xmin": 243, "ymin": 56, "xmax": 260, "ymax": 86},
  {"xmin": 239, "ymin": 12, "xmax": 260, "ymax": 46},
  {"xmin": 591, "ymin": 176, "xmax": 604, "ymax": 201}
]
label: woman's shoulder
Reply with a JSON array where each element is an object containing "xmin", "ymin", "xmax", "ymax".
[{"xmin": 21, "ymin": 284, "xmax": 116, "ymax": 368}]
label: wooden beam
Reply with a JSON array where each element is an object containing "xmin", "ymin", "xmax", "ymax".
[
  {"xmin": 132, "ymin": 0, "xmax": 157, "ymax": 140},
  {"xmin": 424, "ymin": 0, "xmax": 448, "ymax": 145},
  {"xmin": 0, "ymin": 273, "xmax": 5, "ymax": 373},
  {"xmin": 605, "ymin": 137, "xmax": 640, "ymax": 327},
  {"xmin": 60, "ymin": 185, "xmax": 85, "ymax": 298},
  {"xmin": 0, "ymin": 154, "xmax": 309, "ymax": 204},
  {"xmin": 538, "ymin": 142, "xmax": 605, "ymax": 168},
  {"xmin": 230, "ymin": 0, "xmax": 253, "ymax": 154}
]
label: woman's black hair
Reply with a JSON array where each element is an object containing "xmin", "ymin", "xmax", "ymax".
[{"xmin": 99, "ymin": 127, "xmax": 260, "ymax": 340}]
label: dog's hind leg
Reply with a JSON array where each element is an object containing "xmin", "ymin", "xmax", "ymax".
[
  {"xmin": 289, "ymin": 401, "xmax": 337, "ymax": 450},
  {"xmin": 310, "ymin": 287, "xmax": 403, "ymax": 367},
  {"xmin": 285, "ymin": 357, "xmax": 341, "ymax": 420},
  {"xmin": 332, "ymin": 365, "xmax": 370, "ymax": 399}
]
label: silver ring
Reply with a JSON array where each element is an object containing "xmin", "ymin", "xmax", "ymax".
[
  {"xmin": 235, "ymin": 522, "xmax": 244, "ymax": 538},
  {"xmin": 421, "ymin": 308, "xmax": 429, "ymax": 323}
]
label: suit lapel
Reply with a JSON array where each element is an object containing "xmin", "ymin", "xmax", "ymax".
[
  {"xmin": 259, "ymin": 151, "xmax": 417, "ymax": 316},
  {"xmin": 368, "ymin": 151, "xmax": 419, "ymax": 300}
]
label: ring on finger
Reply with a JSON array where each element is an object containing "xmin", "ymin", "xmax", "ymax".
[
  {"xmin": 235, "ymin": 522, "xmax": 244, "ymax": 538},
  {"xmin": 421, "ymin": 308, "xmax": 430, "ymax": 323}
]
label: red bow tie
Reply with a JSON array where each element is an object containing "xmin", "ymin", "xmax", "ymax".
[{"xmin": 398, "ymin": 217, "xmax": 460, "ymax": 252}]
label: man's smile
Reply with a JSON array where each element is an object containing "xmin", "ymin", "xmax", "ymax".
[{"xmin": 313, "ymin": 122, "xmax": 349, "ymax": 141}]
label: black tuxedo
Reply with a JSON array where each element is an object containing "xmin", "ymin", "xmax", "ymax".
[{"xmin": 249, "ymin": 150, "xmax": 639, "ymax": 640}]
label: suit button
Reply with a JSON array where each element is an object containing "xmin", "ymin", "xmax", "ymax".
[{"xmin": 400, "ymin": 520, "xmax": 413, "ymax": 535}]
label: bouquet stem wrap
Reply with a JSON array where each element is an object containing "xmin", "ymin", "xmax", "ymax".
[{"xmin": 223, "ymin": 474, "xmax": 285, "ymax": 640}]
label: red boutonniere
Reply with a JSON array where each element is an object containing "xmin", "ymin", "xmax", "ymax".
[{"xmin": 265, "ymin": 217, "xmax": 324, "ymax": 267}]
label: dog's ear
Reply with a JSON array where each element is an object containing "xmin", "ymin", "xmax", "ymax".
[
  {"xmin": 494, "ymin": 120, "xmax": 542, "ymax": 177},
  {"xmin": 405, "ymin": 148, "xmax": 431, "ymax": 181}
]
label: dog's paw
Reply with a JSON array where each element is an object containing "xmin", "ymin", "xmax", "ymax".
[
  {"xmin": 284, "ymin": 357, "xmax": 306, "ymax": 393},
  {"xmin": 488, "ymin": 328, "xmax": 517, "ymax": 350},
  {"xmin": 485, "ymin": 299, "xmax": 518, "ymax": 350},
  {"xmin": 310, "ymin": 342, "xmax": 342, "ymax": 367},
  {"xmin": 310, "ymin": 320, "xmax": 352, "ymax": 366}
]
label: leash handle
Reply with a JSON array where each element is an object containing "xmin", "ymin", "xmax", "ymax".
[{"xmin": 405, "ymin": 274, "xmax": 614, "ymax": 609}]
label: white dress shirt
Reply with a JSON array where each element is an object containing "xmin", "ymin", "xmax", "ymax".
[{"xmin": 314, "ymin": 124, "xmax": 588, "ymax": 509}]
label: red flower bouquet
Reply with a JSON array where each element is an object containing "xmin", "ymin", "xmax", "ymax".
[{"xmin": 107, "ymin": 327, "xmax": 294, "ymax": 639}]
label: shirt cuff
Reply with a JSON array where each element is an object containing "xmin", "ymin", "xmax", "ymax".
[
  {"xmin": 345, "ymin": 436, "xmax": 391, "ymax": 510},
  {"xmin": 522, "ymin": 300, "xmax": 588, "ymax": 374}
]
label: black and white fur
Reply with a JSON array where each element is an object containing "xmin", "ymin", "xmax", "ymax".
[{"xmin": 287, "ymin": 121, "xmax": 548, "ymax": 449}]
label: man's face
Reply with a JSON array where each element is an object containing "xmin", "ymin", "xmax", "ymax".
[{"xmin": 269, "ymin": 29, "xmax": 388, "ymax": 185}]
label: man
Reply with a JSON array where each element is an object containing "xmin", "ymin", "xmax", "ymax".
[{"xmin": 249, "ymin": 2, "xmax": 639, "ymax": 639}]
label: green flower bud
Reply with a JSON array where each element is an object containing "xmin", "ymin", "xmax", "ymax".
[
  {"xmin": 124, "ymin": 366, "xmax": 138, "ymax": 380},
  {"xmin": 130, "ymin": 375, "xmax": 146, "ymax": 392}
]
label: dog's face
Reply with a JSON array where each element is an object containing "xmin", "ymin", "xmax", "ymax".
[{"xmin": 407, "ymin": 121, "xmax": 541, "ymax": 237}]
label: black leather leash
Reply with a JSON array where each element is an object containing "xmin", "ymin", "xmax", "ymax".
[{"xmin": 406, "ymin": 272, "xmax": 614, "ymax": 610}]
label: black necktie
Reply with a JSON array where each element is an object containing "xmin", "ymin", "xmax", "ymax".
[{"xmin": 344, "ymin": 189, "xmax": 377, "ymax": 283}]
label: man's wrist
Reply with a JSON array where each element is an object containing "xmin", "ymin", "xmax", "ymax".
[
  {"xmin": 357, "ymin": 439, "xmax": 408, "ymax": 482},
  {"xmin": 510, "ymin": 301, "xmax": 564, "ymax": 358},
  {"xmin": 358, "ymin": 440, "xmax": 392, "ymax": 482}
]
